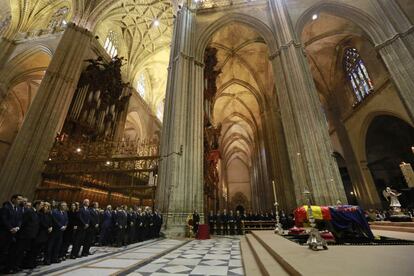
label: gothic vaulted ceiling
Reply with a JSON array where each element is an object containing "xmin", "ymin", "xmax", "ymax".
[
  {"xmin": 1, "ymin": 0, "xmax": 173, "ymax": 121},
  {"xmin": 94, "ymin": 0, "xmax": 173, "ymax": 120},
  {"xmin": 211, "ymin": 23, "xmax": 274, "ymax": 171}
]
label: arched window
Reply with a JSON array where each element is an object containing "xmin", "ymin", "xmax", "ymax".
[
  {"xmin": 136, "ymin": 73, "xmax": 146, "ymax": 98},
  {"xmin": 343, "ymin": 48, "xmax": 373, "ymax": 103},
  {"xmin": 48, "ymin": 7, "xmax": 69, "ymax": 30},
  {"xmin": 104, "ymin": 31, "xmax": 118, "ymax": 58}
]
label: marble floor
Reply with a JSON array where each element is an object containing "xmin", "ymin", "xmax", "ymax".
[
  {"xmin": 16, "ymin": 237, "xmax": 244, "ymax": 276},
  {"xmin": 127, "ymin": 237, "xmax": 244, "ymax": 276}
]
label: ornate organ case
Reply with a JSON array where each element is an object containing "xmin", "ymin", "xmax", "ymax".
[{"xmin": 63, "ymin": 56, "xmax": 131, "ymax": 142}]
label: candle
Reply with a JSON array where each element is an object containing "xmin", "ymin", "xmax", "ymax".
[{"xmin": 272, "ymin": 180, "xmax": 277, "ymax": 203}]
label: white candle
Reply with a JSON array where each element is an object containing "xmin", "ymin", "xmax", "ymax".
[{"xmin": 272, "ymin": 180, "xmax": 277, "ymax": 203}]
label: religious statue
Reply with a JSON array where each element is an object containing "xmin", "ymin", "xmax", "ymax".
[{"xmin": 382, "ymin": 186, "xmax": 402, "ymax": 214}]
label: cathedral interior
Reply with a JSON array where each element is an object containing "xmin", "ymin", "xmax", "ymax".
[{"xmin": 0, "ymin": 0, "xmax": 414, "ymax": 275}]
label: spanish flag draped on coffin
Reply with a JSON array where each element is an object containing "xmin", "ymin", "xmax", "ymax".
[{"xmin": 294, "ymin": 205, "xmax": 374, "ymax": 240}]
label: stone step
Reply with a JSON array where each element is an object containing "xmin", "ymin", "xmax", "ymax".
[
  {"xmin": 251, "ymin": 232, "xmax": 301, "ymax": 276},
  {"xmin": 240, "ymin": 236, "xmax": 263, "ymax": 276},
  {"xmin": 245, "ymin": 234, "xmax": 289, "ymax": 276},
  {"xmin": 370, "ymin": 225, "xmax": 414, "ymax": 233},
  {"xmin": 370, "ymin": 221, "xmax": 414, "ymax": 227}
]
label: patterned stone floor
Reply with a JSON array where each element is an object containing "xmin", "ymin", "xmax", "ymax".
[
  {"xmin": 128, "ymin": 237, "xmax": 244, "ymax": 276},
  {"xmin": 16, "ymin": 237, "xmax": 244, "ymax": 276}
]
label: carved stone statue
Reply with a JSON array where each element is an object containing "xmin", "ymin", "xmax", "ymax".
[{"xmin": 382, "ymin": 186, "xmax": 402, "ymax": 214}]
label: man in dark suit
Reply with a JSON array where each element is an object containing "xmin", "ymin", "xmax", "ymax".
[
  {"xmin": 70, "ymin": 199, "xmax": 90, "ymax": 258},
  {"xmin": 208, "ymin": 210, "xmax": 216, "ymax": 235},
  {"xmin": 17, "ymin": 200, "xmax": 42, "ymax": 269},
  {"xmin": 114, "ymin": 206, "xmax": 127, "ymax": 246},
  {"xmin": 221, "ymin": 209, "xmax": 229, "ymax": 235},
  {"xmin": 127, "ymin": 207, "xmax": 137, "ymax": 244},
  {"xmin": 136, "ymin": 208, "xmax": 144, "ymax": 242},
  {"xmin": 154, "ymin": 209, "xmax": 163, "ymax": 238},
  {"xmin": 15, "ymin": 201, "xmax": 40, "ymax": 269},
  {"xmin": 228, "ymin": 210, "xmax": 235, "ymax": 235},
  {"xmin": 0, "ymin": 194, "xmax": 23, "ymax": 273},
  {"xmin": 215, "ymin": 210, "xmax": 222, "ymax": 235},
  {"xmin": 99, "ymin": 205, "xmax": 113, "ymax": 245},
  {"xmin": 235, "ymin": 210, "xmax": 243, "ymax": 235},
  {"xmin": 82, "ymin": 202, "xmax": 99, "ymax": 256},
  {"xmin": 192, "ymin": 210, "xmax": 200, "ymax": 235},
  {"xmin": 48, "ymin": 202, "xmax": 68, "ymax": 263}
]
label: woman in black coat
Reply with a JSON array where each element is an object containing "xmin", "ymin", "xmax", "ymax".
[{"xmin": 60, "ymin": 202, "xmax": 79, "ymax": 260}]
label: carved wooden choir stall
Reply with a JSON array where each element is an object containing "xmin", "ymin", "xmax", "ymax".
[{"xmin": 35, "ymin": 57, "xmax": 159, "ymax": 207}]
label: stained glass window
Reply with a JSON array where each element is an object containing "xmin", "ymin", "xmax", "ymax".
[
  {"xmin": 104, "ymin": 31, "xmax": 118, "ymax": 58},
  {"xmin": 343, "ymin": 48, "xmax": 373, "ymax": 103}
]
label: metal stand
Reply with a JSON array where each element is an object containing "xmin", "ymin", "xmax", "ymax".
[
  {"xmin": 304, "ymin": 190, "xmax": 328, "ymax": 251},
  {"xmin": 274, "ymin": 201, "xmax": 283, "ymax": 235}
]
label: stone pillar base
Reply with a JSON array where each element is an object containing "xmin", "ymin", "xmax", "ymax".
[
  {"xmin": 162, "ymin": 212, "xmax": 204, "ymax": 238},
  {"xmin": 163, "ymin": 225, "xmax": 188, "ymax": 239}
]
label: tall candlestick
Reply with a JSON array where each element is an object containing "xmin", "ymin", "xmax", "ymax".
[{"xmin": 272, "ymin": 180, "xmax": 277, "ymax": 203}]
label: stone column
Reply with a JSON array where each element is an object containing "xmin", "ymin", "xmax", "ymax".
[
  {"xmin": 359, "ymin": 160, "xmax": 381, "ymax": 207},
  {"xmin": 256, "ymin": 129, "xmax": 271, "ymax": 209},
  {"xmin": 326, "ymin": 96, "xmax": 381, "ymax": 208},
  {"xmin": 262, "ymin": 103, "xmax": 296, "ymax": 211},
  {"xmin": 369, "ymin": 0, "xmax": 414, "ymax": 120},
  {"xmin": 155, "ymin": 6, "xmax": 204, "ymax": 237},
  {"xmin": 0, "ymin": 23, "xmax": 92, "ymax": 203},
  {"xmin": 268, "ymin": 0, "xmax": 347, "ymax": 205}
]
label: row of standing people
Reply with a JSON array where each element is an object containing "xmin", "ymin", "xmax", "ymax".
[
  {"xmin": 0, "ymin": 194, "xmax": 162, "ymax": 274},
  {"xmin": 204, "ymin": 209, "xmax": 294, "ymax": 235}
]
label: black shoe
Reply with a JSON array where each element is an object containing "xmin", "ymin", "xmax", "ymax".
[{"xmin": 69, "ymin": 255, "xmax": 77, "ymax": 259}]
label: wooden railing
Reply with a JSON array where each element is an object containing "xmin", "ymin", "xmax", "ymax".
[{"xmin": 210, "ymin": 220, "xmax": 276, "ymax": 234}]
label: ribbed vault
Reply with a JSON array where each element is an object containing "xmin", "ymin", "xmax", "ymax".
[
  {"xmin": 210, "ymin": 23, "xmax": 274, "ymax": 209},
  {"xmin": 94, "ymin": 0, "xmax": 173, "ymax": 120}
]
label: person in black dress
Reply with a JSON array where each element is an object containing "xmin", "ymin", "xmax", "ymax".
[{"xmin": 61, "ymin": 202, "xmax": 78, "ymax": 259}]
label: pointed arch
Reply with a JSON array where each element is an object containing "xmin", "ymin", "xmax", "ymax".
[
  {"xmin": 295, "ymin": 1, "xmax": 388, "ymax": 45},
  {"xmin": 196, "ymin": 12, "xmax": 278, "ymax": 61}
]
